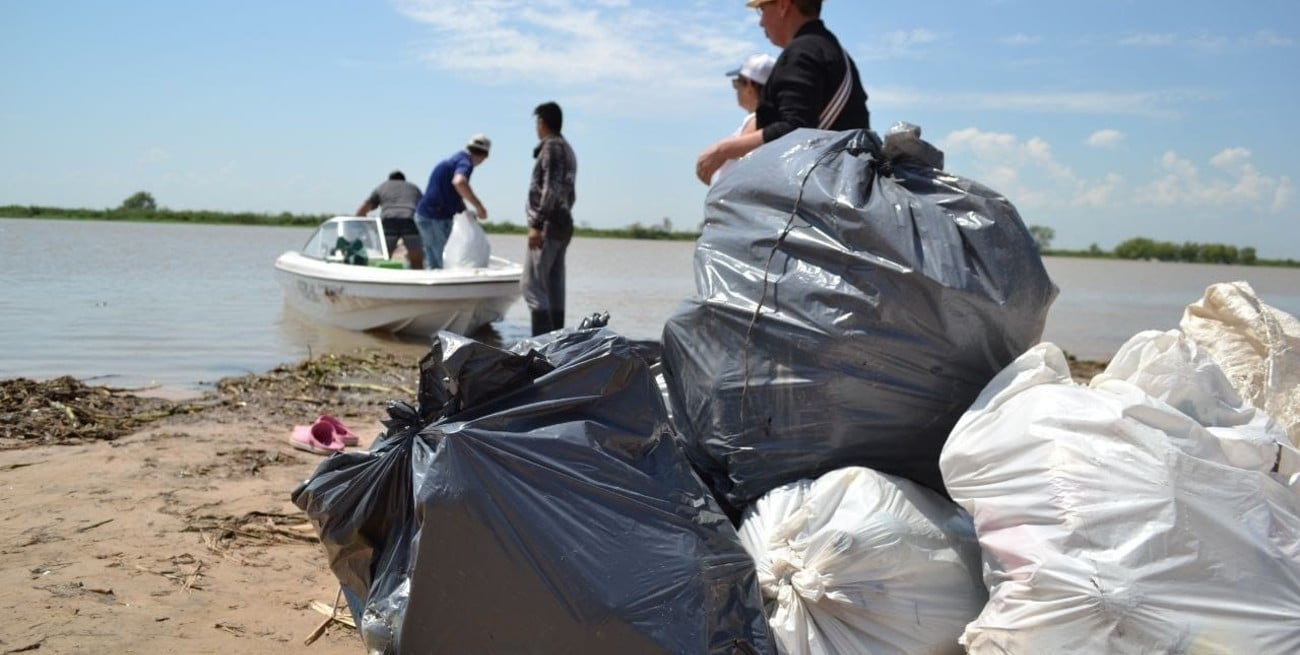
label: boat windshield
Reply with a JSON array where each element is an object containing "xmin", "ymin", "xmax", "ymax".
[{"xmin": 301, "ymin": 217, "xmax": 390, "ymax": 261}]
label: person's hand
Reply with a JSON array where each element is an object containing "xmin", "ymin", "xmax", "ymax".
[
  {"xmin": 475, "ymin": 204, "xmax": 488, "ymax": 221},
  {"xmin": 527, "ymin": 227, "xmax": 543, "ymax": 250},
  {"xmin": 695, "ymin": 143, "xmax": 725, "ymax": 185}
]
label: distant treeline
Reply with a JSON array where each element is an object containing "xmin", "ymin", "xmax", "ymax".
[
  {"xmin": 6, "ymin": 205, "xmax": 1295, "ymax": 259},
  {"xmin": 0, "ymin": 204, "xmax": 703, "ymax": 241},
  {"xmin": 1, "ymin": 203, "xmax": 329, "ymax": 227},
  {"xmin": 1045, "ymin": 238, "xmax": 1299, "ymax": 268}
]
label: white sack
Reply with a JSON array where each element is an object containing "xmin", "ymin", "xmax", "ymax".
[
  {"xmin": 442, "ymin": 210, "xmax": 490, "ymax": 268},
  {"xmin": 1095, "ymin": 329, "xmax": 1290, "ymax": 473},
  {"xmin": 738, "ymin": 467, "xmax": 986, "ymax": 655},
  {"xmin": 1180, "ymin": 281, "xmax": 1300, "ymax": 447},
  {"xmin": 940, "ymin": 338, "xmax": 1300, "ymax": 654}
]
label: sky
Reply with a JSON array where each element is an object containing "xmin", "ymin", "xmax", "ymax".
[{"xmin": 2, "ymin": 0, "xmax": 1298, "ymax": 257}]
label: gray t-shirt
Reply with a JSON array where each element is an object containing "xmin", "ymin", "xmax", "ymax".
[{"xmin": 368, "ymin": 179, "xmax": 423, "ymax": 219}]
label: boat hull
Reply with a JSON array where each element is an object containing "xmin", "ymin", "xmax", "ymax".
[{"xmin": 274, "ymin": 252, "xmax": 522, "ymax": 336}]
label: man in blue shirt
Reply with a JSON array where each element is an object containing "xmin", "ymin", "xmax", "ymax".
[{"xmin": 415, "ymin": 134, "xmax": 491, "ymax": 269}]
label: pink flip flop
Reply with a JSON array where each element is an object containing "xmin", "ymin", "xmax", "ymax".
[
  {"xmin": 315, "ymin": 414, "xmax": 361, "ymax": 447},
  {"xmin": 290, "ymin": 421, "xmax": 345, "ymax": 455}
]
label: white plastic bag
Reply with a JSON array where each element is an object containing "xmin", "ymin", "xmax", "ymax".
[
  {"xmin": 738, "ymin": 467, "xmax": 985, "ymax": 655},
  {"xmin": 940, "ymin": 337, "xmax": 1300, "ymax": 654},
  {"xmin": 1180, "ymin": 281, "xmax": 1300, "ymax": 447},
  {"xmin": 442, "ymin": 210, "xmax": 490, "ymax": 269}
]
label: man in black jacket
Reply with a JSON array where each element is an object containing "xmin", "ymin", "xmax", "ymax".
[{"xmin": 696, "ymin": 0, "xmax": 869, "ymax": 184}]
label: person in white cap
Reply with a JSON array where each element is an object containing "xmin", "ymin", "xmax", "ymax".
[
  {"xmin": 696, "ymin": 0, "xmax": 869, "ymax": 184},
  {"xmin": 708, "ymin": 53, "xmax": 776, "ymax": 185},
  {"xmin": 413, "ymin": 134, "xmax": 491, "ymax": 269}
]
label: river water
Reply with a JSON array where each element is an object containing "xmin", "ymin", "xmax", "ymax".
[{"xmin": 3, "ymin": 217, "xmax": 1299, "ymax": 397}]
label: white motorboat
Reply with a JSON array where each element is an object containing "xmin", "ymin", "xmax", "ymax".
[{"xmin": 274, "ymin": 216, "xmax": 522, "ymax": 336}]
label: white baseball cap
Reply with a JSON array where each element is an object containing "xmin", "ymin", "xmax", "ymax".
[
  {"xmin": 726, "ymin": 53, "xmax": 776, "ymax": 85},
  {"xmin": 466, "ymin": 133, "xmax": 492, "ymax": 154}
]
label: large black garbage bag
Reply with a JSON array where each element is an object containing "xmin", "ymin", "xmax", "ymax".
[
  {"xmin": 662, "ymin": 127, "xmax": 1058, "ymax": 512},
  {"xmin": 290, "ymin": 401, "xmax": 427, "ymax": 651},
  {"xmin": 293, "ymin": 328, "xmax": 774, "ymax": 655}
]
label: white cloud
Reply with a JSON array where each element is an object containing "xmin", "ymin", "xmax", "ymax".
[
  {"xmin": 1119, "ymin": 32, "xmax": 1177, "ymax": 47},
  {"xmin": 1249, "ymin": 30, "xmax": 1294, "ymax": 47},
  {"xmin": 1137, "ymin": 147, "xmax": 1292, "ymax": 211},
  {"xmin": 394, "ymin": 0, "xmax": 757, "ymax": 114},
  {"xmin": 941, "ymin": 132, "xmax": 1293, "ymax": 217},
  {"xmin": 139, "ymin": 147, "xmax": 171, "ymax": 164},
  {"xmin": 1086, "ymin": 129, "xmax": 1125, "ymax": 149},
  {"xmin": 1001, "ymin": 33, "xmax": 1041, "ymax": 46},
  {"xmin": 940, "ymin": 127, "xmax": 1116, "ymax": 209},
  {"xmin": 1076, "ymin": 173, "xmax": 1123, "ymax": 208},
  {"xmin": 875, "ymin": 88, "xmax": 1202, "ymax": 119},
  {"xmin": 859, "ymin": 29, "xmax": 945, "ymax": 60},
  {"xmin": 1187, "ymin": 34, "xmax": 1229, "ymax": 52},
  {"xmin": 1119, "ymin": 30, "xmax": 1292, "ymax": 51},
  {"xmin": 1272, "ymin": 177, "xmax": 1295, "ymax": 212}
]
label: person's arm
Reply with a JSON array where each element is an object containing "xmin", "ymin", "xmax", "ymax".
[
  {"xmin": 356, "ymin": 190, "xmax": 380, "ymax": 216},
  {"xmin": 695, "ymin": 129, "xmax": 765, "ymax": 185},
  {"xmin": 452, "ymin": 173, "xmax": 487, "ymax": 221},
  {"xmin": 527, "ymin": 144, "xmax": 555, "ymax": 250}
]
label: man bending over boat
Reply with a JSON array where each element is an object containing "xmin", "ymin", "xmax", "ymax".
[
  {"xmin": 356, "ymin": 170, "xmax": 424, "ymax": 269},
  {"xmin": 414, "ymin": 134, "xmax": 491, "ymax": 270}
]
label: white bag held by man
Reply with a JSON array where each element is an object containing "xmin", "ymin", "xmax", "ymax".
[{"xmin": 442, "ymin": 209, "xmax": 490, "ymax": 269}]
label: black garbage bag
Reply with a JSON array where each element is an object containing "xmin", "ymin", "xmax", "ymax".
[
  {"xmin": 290, "ymin": 400, "xmax": 426, "ymax": 650},
  {"xmin": 508, "ymin": 311, "xmax": 663, "ymax": 371},
  {"xmin": 661, "ymin": 127, "xmax": 1058, "ymax": 514},
  {"xmin": 293, "ymin": 328, "xmax": 774, "ymax": 655}
]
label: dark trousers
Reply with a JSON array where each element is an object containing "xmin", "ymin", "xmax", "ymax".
[{"xmin": 522, "ymin": 226, "xmax": 571, "ymax": 335}]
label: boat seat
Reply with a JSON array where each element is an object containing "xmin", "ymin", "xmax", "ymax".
[{"xmin": 333, "ymin": 237, "xmax": 369, "ymax": 266}]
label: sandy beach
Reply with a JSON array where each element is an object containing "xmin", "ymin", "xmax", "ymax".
[
  {"xmin": 0, "ymin": 350, "xmax": 1107, "ymax": 654},
  {"xmin": 0, "ymin": 351, "xmax": 421, "ymax": 654}
]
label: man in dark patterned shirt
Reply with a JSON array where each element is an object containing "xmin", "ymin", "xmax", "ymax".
[{"xmin": 523, "ymin": 101, "xmax": 578, "ymax": 336}]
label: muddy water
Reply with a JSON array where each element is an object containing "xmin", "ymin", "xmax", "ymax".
[{"xmin": 3, "ymin": 217, "xmax": 1298, "ymax": 395}]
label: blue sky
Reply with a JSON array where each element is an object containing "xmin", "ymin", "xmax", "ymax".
[{"xmin": 2, "ymin": 0, "xmax": 1297, "ymax": 257}]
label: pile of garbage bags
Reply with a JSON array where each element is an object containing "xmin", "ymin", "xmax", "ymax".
[
  {"xmin": 292, "ymin": 124, "xmax": 1300, "ymax": 654},
  {"xmin": 942, "ymin": 321, "xmax": 1300, "ymax": 653},
  {"xmin": 293, "ymin": 328, "xmax": 773, "ymax": 654},
  {"xmin": 662, "ymin": 126, "xmax": 1058, "ymax": 512}
]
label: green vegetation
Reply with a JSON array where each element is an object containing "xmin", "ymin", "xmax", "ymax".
[
  {"xmin": 1031, "ymin": 226, "xmax": 1300, "ymax": 268},
  {"xmin": 119, "ymin": 190, "xmax": 157, "ymax": 212},
  {"xmin": 1, "ymin": 202, "xmax": 330, "ymax": 227},
  {"xmin": 1027, "ymin": 225, "xmax": 1055, "ymax": 252},
  {"xmin": 1113, "ymin": 237, "xmax": 1257, "ymax": 265},
  {"xmin": 0, "ymin": 198, "xmax": 702, "ymax": 241},
  {"xmin": 3, "ymin": 202, "xmax": 1294, "ymax": 262}
]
